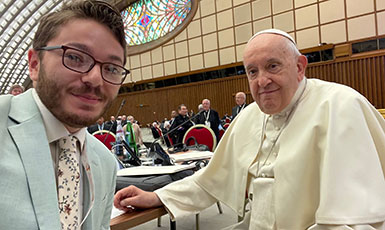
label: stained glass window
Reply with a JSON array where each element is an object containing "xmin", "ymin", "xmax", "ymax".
[{"xmin": 121, "ymin": 0, "xmax": 197, "ymax": 54}]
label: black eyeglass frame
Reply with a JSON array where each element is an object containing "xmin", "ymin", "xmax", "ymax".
[{"xmin": 35, "ymin": 45, "xmax": 129, "ymax": 85}]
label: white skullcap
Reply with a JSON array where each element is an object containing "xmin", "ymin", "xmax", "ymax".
[{"xmin": 248, "ymin": 28, "xmax": 296, "ymax": 45}]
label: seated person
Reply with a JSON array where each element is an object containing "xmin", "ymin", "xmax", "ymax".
[
  {"xmin": 169, "ymin": 104, "xmax": 194, "ymax": 149},
  {"xmin": 114, "ymin": 29, "xmax": 385, "ymax": 229},
  {"xmin": 87, "ymin": 116, "xmax": 112, "ymax": 134},
  {"xmin": 150, "ymin": 121, "xmax": 162, "ymax": 139}
]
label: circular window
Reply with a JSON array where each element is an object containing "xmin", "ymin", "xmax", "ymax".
[{"xmin": 121, "ymin": 0, "xmax": 198, "ymax": 55}]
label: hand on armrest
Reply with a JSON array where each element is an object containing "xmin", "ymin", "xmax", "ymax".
[{"xmin": 114, "ymin": 185, "xmax": 163, "ymax": 212}]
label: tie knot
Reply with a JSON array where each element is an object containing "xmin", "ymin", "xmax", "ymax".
[{"xmin": 58, "ymin": 135, "xmax": 78, "ymax": 154}]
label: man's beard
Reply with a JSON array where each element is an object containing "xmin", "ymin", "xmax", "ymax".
[{"xmin": 35, "ymin": 66, "xmax": 114, "ymax": 128}]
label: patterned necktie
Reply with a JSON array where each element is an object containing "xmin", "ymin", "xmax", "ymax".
[{"xmin": 58, "ymin": 135, "xmax": 80, "ymax": 230}]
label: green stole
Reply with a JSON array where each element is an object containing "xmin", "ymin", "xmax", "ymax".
[{"xmin": 125, "ymin": 122, "xmax": 138, "ymax": 155}]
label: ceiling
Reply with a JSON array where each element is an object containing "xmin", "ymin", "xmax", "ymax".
[{"xmin": 0, "ymin": 0, "xmax": 134, "ymax": 95}]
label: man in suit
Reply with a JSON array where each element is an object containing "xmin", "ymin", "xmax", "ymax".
[
  {"xmin": 0, "ymin": 1, "xmax": 128, "ymax": 229},
  {"xmin": 169, "ymin": 104, "xmax": 194, "ymax": 148},
  {"xmin": 87, "ymin": 116, "xmax": 112, "ymax": 134},
  {"xmin": 197, "ymin": 99, "xmax": 221, "ymax": 141},
  {"xmin": 231, "ymin": 92, "xmax": 248, "ymax": 121},
  {"xmin": 105, "ymin": 115, "xmax": 117, "ymax": 134}
]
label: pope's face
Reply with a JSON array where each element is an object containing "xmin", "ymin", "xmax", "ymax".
[
  {"xmin": 28, "ymin": 19, "xmax": 124, "ymax": 132},
  {"xmin": 243, "ymin": 34, "xmax": 306, "ymax": 114}
]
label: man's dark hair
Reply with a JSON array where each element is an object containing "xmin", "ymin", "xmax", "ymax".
[
  {"xmin": 178, "ymin": 104, "xmax": 186, "ymax": 111},
  {"xmin": 33, "ymin": 0, "xmax": 127, "ymax": 64}
]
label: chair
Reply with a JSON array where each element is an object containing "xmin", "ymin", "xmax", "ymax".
[
  {"xmin": 92, "ymin": 130, "xmax": 116, "ymax": 150},
  {"xmin": 182, "ymin": 124, "xmax": 217, "ymax": 151},
  {"xmin": 182, "ymin": 124, "xmax": 222, "ymax": 230},
  {"xmin": 219, "ymin": 129, "xmax": 225, "ymax": 140}
]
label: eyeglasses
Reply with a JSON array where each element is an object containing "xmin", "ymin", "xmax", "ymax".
[{"xmin": 35, "ymin": 45, "xmax": 129, "ymax": 85}]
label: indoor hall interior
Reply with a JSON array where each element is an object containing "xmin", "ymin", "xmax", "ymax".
[{"xmin": 2, "ymin": 0, "xmax": 385, "ymax": 229}]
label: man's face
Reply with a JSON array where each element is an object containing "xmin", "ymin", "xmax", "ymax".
[
  {"xmin": 243, "ymin": 34, "xmax": 306, "ymax": 114},
  {"xmin": 111, "ymin": 116, "xmax": 115, "ymax": 121},
  {"xmin": 28, "ymin": 19, "xmax": 124, "ymax": 132},
  {"xmin": 171, "ymin": 111, "xmax": 177, "ymax": 118},
  {"xmin": 127, "ymin": 116, "xmax": 134, "ymax": 123},
  {"xmin": 97, "ymin": 117, "xmax": 104, "ymax": 125},
  {"xmin": 11, "ymin": 88, "xmax": 23, "ymax": 96},
  {"xmin": 235, "ymin": 93, "xmax": 245, "ymax": 106},
  {"xmin": 179, "ymin": 106, "xmax": 188, "ymax": 116},
  {"xmin": 202, "ymin": 100, "xmax": 210, "ymax": 111}
]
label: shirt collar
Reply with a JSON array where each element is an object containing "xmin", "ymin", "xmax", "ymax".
[{"xmin": 32, "ymin": 89, "xmax": 86, "ymax": 150}]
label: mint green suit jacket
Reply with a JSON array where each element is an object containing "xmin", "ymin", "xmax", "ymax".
[{"xmin": 0, "ymin": 90, "xmax": 117, "ymax": 230}]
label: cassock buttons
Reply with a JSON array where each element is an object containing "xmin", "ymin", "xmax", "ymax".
[
  {"xmin": 261, "ymin": 173, "xmax": 266, "ymax": 178},
  {"xmin": 274, "ymin": 126, "xmax": 280, "ymax": 131},
  {"xmin": 273, "ymin": 152, "xmax": 278, "ymax": 157}
]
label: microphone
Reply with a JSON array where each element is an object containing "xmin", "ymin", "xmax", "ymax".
[
  {"xmin": 121, "ymin": 139, "xmax": 141, "ymax": 166},
  {"xmin": 144, "ymin": 110, "xmax": 204, "ymax": 166},
  {"xmin": 149, "ymin": 110, "xmax": 204, "ymax": 150},
  {"xmin": 103, "ymin": 99, "xmax": 126, "ymax": 144},
  {"xmin": 163, "ymin": 110, "xmax": 203, "ymax": 139}
]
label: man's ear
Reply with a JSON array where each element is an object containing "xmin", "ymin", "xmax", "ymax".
[
  {"xmin": 296, "ymin": 55, "xmax": 308, "ymax": 81},
  {"xmin": 28, "ymin": 49, "xmax": 40, "ymax": 82}
]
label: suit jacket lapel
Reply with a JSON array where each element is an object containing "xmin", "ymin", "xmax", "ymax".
[
  {"xmin": 81, "ymin": 136, "xmax": 100, "ymax": 229},
  {"xmin": 7, "ymin": 90, "xmax": 61, "ymax": 229}
]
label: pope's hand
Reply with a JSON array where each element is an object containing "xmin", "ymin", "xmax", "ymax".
[{"xmin": 114, "ymin": 185, "xmax": 163, "ymax": 212}]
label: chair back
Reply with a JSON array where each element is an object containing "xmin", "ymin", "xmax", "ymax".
[
  {"xmin": 182, "ymin": 124, "xmax": 217, "ymax": 151},
  {"xmin": 219, "ymin": 129, "xmax": 225, "ymax": 140},
  {"xmin": 92, "ymin": 130, "xmax": 116, "ymax": 150}
]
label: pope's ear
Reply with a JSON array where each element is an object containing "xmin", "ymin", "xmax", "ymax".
[
  {"xmin": 296, "ymin": 55, "xmax": 308, "ymax": 81},
  {"xmin": 28, "ymin": 49, "xmax": 40, "ymax": 82}
]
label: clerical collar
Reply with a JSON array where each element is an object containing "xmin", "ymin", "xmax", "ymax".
[{"xmin": 271, "ymin": 77, "xmax": 307, "ymax": 118}]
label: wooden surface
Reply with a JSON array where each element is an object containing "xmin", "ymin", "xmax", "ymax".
[{"xmin": 110, "ymin": 206, "xmax": 168, "ymax": 230}]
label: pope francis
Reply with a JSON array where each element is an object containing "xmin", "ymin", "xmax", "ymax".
[{"xmin": 114, "ymin": 29, "xmax": 385, "ymax": 229}]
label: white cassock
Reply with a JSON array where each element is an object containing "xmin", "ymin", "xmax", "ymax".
[{"xmin": 155, "ymin": 78, "xmax": 385, "ymax": 229}]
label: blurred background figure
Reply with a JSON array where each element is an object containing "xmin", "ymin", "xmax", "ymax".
[
  {"xmin": 197, "ymin": 99, "xmax": 220, "ymax": 142},
  {"xmin": 87, "ymin": 116, "xmax": 112, "ymax": 134},
  {"xmin": 123, "ymin": 115, "xmax": 143, "ymax": 154},
  {"xmin": 169, "ymin": 104, "xmax": 194, "ymax": 148},
  {"xmin": 8, "ymin": 84, "xmax": 24, "ymax": 96},
  {"xmin": 231, "ymin": 92, "xmax": 247, "ymax": 121}
]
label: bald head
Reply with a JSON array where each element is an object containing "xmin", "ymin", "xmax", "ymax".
[
  {"xmin": 235, "ymin": 92, "xmax": 246, "ymax": 106},
  {"xmin": 202, "ymin": 99, "xmax": 211, "ymax": 111}
]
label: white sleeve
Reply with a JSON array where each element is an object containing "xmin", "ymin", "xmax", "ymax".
[
  {"xmin": 307, "ymin": 222, "xmax": 385, "ymax": 230},
  {"xmin": 154, "ymin": 174, "xmax": 217, "ymax": 220}
]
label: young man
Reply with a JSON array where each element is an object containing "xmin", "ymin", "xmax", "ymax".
[
  {"xmin": 114, "ymin": 29, "xmax": 385, "ymax": 229},
  {"xmin": 0, "ymin": 1, "xmax": 128, "ymax": 229}
]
